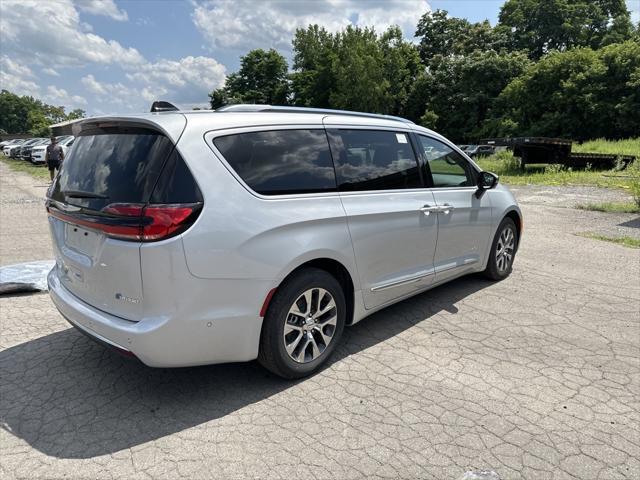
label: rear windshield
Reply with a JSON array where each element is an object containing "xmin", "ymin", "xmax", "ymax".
[{"xmin": 49, "ymin": 126, "xmax": 174, "ymax": 209}]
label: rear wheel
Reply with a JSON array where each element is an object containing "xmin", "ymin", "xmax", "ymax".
[
  {"xmin": 484, "ymin": 217, "xmax": 518, "ymax": 281},
  {"xmin": 258, "ymin": 268, "xmax": 346, "ymax": 379}
]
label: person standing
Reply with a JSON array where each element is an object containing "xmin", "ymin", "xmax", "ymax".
[{"xmin": 45, "ymin": 135, "xmax": 64, "ymax": 182}]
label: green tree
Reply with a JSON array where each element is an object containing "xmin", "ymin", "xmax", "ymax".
[
  {"xmin": 291, "ymin": 25, "xmax": 421, "ymax": 115},
  {"xmin": 379, "ymin": 26, "xmax": 422, "ymax": 116},
  {"xmin": 408, "ymin": 51, "xmax": 530, "ymax": 141},
  {"xmin": 497, "ymin": 0, "xmax": 634, "ymax": 59},
  {"xmin": 328, "ymin": 26, "xmax": 390, "ymax": 112},
  {"xmin": 0, "ymin": 90, "xmax": 84, "ymax": 134},
  {"xmin": 290, "ymin": 25, "xmax": 337, "ymax": 107},
  {"xmin": 415, "ymin": 10, "xmax": 506, "ymax": 64},
  {"xmin": 209, "ymin": 49, "xmax": 290, "ymax": 108},
  {"xmin": 494, "ymin": 40, "xmax": 640, "ymax": 139},
  {"xmin": 66, "ymin": 109, "xmax": 86, "ymax": 120}
]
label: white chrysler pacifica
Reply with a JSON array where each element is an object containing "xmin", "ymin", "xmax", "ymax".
[{"xmin": 47, "ymin": 105, "xmax": 522, "ymax": 378}]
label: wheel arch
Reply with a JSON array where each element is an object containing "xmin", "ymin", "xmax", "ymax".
[
  {"xmin": 503, "ymin": 208, "xmax": 523, "ymax": 249},
  {"xmin": 266, "ymin": 256, "xmax": 357, "ymax": 326}
]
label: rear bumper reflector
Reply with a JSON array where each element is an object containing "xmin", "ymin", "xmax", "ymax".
[{"xmin": 259, "ymin": 288, "xmax": 277, "ymax": 317}]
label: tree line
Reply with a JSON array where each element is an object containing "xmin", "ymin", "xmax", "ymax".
[
  {"xmin": 0, "ymin": 90, "xmax": 85, "ymax": 136},
  {"xmin": 210, "ymin": 0, "xmax": 640, "ymax": 142}
]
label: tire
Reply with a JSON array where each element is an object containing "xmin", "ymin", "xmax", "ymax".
[
  {"xmin": 258, "ymin": 268, "xmax": 346, "ymax": 379},
  {"xmin": 484, "ymin": 217, "xmax": 518, "ymax": 281}
]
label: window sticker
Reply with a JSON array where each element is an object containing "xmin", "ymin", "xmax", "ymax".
[{"xmin": 396, "ymin": 133, "xmax": 408, "ymax": 144}]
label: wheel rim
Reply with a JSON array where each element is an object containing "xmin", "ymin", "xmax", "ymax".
[
  {"xmin": 283, "ymin": 288, "xmax": 338, "ymax": 364},
  {"xmin": 495, "ymin": 226, "xmax": 516, "ymax": 273}
]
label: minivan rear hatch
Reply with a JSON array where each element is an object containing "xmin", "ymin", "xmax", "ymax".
[{"xmin": 46, "ymin": 118, "xmax": 202, "ymax": 321}]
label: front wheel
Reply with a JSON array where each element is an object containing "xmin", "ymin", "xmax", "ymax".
[
  {"xmin": 484, "ymin": 217, "xmax": 518, "ymax": 281},
  {"xmin": 258, "ymin": 268, "xmax": 346, "ymax": 379}
]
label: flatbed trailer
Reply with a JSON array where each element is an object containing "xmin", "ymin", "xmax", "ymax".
[{"xmin": 481, "ymin": 137, "xmax": 635, "ymax": 170}]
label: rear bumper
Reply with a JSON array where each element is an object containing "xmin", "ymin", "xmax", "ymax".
[{"xmin": 48, "ymin": 268, "xmax": 267, "ymax": 367}]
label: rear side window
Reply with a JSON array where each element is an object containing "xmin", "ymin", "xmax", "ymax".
[
  {"xmin": 213, "ymin": 129, "xmax": 336, "ymax": 195},
  {"xmin": 327, "ymin": 129, "xmax": 421, "ymax": 191},
  {"xmin": 150, "ymin": 149, "xmax": 203, "ymax": 203}
]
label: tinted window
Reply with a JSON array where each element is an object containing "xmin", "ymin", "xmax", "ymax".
[
  {"xmin": 327, "ymin": 129, "xmax": 421, "ymax": 191},
  {"xmin": 150, "ymin": 149, "xmax": 202, "ymax": 203},
  {"xmin": 213, "ymin": 129, "xmax": 336, "ymax": 195},
  {"xmin": 418, "ymin": 136, "xmax": 476, "ymax": 188},
  {"xmin": 50, "ymin": 126, "xmax": 174, "ymax": 210}
]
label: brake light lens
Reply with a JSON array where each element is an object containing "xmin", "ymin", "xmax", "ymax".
[{"xmin": 48, "ymin": 203, "xmax": 201, "ymax": 242}]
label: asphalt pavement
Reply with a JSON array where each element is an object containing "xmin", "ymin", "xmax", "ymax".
[{"xmin": 1, "ymin": 161, "xmax": 638, "ymax": 480}]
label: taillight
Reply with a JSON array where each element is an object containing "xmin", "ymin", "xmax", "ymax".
[{"xmin": 48, "ymin": 203, "xmax": 201, "ymax": 242}]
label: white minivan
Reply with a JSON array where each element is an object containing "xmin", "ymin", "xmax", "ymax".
[{"xmin": 47, "ymin": 106, "xmax": 522, "ymax": 378}]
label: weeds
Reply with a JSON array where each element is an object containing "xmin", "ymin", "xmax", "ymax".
[{"xmin": 577, "ymin": 233, "xmax": 640, "ymax": 249}]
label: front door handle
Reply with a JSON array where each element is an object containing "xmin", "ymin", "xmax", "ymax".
[
  {"xmin": 419, "ymin": 205, "xmax": 439, "ymax": 216},
  {"xmin": 439, "ymin": 204, "xmax": 454, "ymax": 215}
]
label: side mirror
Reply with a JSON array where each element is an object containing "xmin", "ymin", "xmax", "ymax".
[{"xmin": 475, "ymin": 171, "xmax": 498, "ymax": 198}]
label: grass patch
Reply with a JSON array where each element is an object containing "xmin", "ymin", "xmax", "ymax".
[
  {"xmin": 572, "ymin": 138, "xmax": 640, "ymax": 156},
  {"xmin": 476, "ymin": 138, "xmax": 640, "ymax": 192},
  {"xmin": 577, "ymin": 233, "xmax": 640, "ymax": 249},
  {"xmin": 576, "ymin": 202, "xmax": 640, "ymax": 214},
  {"xmin": 0, "ymin": 155, "xmax": 50, "ymax": 181}
]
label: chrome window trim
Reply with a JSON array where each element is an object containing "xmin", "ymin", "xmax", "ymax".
[{"xmin": 205, "ymin": 125, "xmax": 423, "ymax": 201}]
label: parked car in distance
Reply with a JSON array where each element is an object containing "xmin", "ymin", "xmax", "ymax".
[
  {"xmin": 4, "ymin": 139, "xmax": 29, "ymax": 157},
  {"xmin": 20, "ymin": 138, "xmax": 48, "ymax": 161},
  {"xmin": 465, "ymin": 145, "xmax": 495, "ymax": 158},
  {"xmin": 31, "ymin": 136, "xmax": 75, "ymax": 164},
  {"xmin": 47, "ymin": 105, "xmax": 522, "ymax": 379},
  {"xmin": 11, "ymin": 138, "xmax": 41, "ymax": 158},
  {"xmin": 0, "ymin": 138, "xmax": 26, "ymax": 150},
  {"xmin": 457, "ymin": 144, "xmax": 470, "ymax": 152}
]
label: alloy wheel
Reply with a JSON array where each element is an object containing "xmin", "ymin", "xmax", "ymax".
[
  {"xmin": 495, "ymin": 226, "xmax": 515, "ymax": 273},
  {"xmin": 283, "ymin": 288, "xmax": 338, "ymax": 363}
]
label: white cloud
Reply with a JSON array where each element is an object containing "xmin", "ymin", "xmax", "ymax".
[
  {"xmin": 75, "ymin": 0, "xmax": 129, "ymax": 21},
  {"xmin": 81, "ymin": 74, "xmax": 136, "ymax": 105},
  {"xmin": 0, "ymin": 56, "xmax": 87, "ymax": 108},
  {"xmin": 42, "ymin": 67, "xmax": 60, "ymax": 77},
  {"xmin": 45, "ymin": 85, "xmax": 88, "ymax": 107},
  {"xmin": 0, "ymin": 0, "xmax": 143, "ymax": 67},
  {"xmin": 126, "ymin": 56, "xmax": 226, "ymax": 104},
  {"xmin": 191, "ymin": 0, "xmax": 430, "ymax": 51},
  {"xmin": 80, "ymin": 55, "xmax": 226, "ymax": 112},
  {"xmin": 0, "ymin": 56, "xmax": 40, "ymax": 96}
]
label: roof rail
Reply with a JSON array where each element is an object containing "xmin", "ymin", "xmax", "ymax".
[{"xmin": 215, "ymin": 104, "xmax": 414, "ymax": 124}]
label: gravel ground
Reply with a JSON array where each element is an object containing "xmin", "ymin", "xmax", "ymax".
[
  {"xmin": 1, "ymin": 161, "xmax": 639, "ymax": 480},
  {"xmin": 509, "ymin": 185, "xmax": 640, "ymax": 241}
]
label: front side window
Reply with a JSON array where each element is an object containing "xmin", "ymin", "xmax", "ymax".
[
  {"xmin": 213, "ymin": 129, "xmax": 336, "ymax": 195},
  {"xmin": 418, "ymin": 135, "xmax": 476, "ymax": 188},
  {"xmin": 327, "ymin": 129, "xmax": 421, "ymax": 191}
]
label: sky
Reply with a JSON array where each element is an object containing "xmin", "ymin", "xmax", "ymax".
[{"xmin": 1, "ymin": 0, "xmax": 639, "ymax": 116}]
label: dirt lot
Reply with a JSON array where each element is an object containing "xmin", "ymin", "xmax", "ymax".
[{"xmin": 1, "ymin": 161, "xmax": 639, "ymax": 480}]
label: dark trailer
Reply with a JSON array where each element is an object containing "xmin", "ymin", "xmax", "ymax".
[{"xmin": 481, "ymin": 137, "xmax": 635, "ymax": 170}]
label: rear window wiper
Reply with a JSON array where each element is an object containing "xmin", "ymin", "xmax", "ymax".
[{"xmin": 61, "ymin": 190, "xmax": 109, "ymax": 199}]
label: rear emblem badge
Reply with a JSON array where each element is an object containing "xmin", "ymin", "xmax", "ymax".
[{"xmin": 115, "ymin": 293, "xmax": 140, "ymax": 304}]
